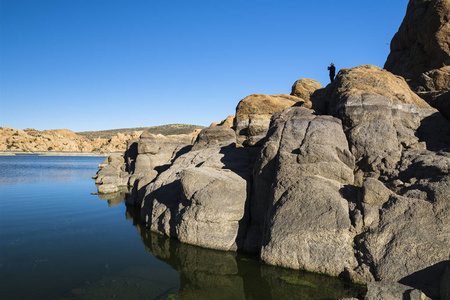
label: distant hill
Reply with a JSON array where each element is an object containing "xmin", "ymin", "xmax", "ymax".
[
  {"xmin": 0, "ymin": 124, "xmax": 204, "ymax": 154},
  {"xmin": 77, "ymin": 124, "xmax": 205, "ymax": 139}
]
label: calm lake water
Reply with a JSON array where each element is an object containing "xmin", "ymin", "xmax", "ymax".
[{"xmin": 0, "ymin": 155, "xmax": 366, "ymax": 300}]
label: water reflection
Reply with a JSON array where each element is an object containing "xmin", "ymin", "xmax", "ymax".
[
  {"xmin": 138, "ymin": 227, "xmax": 366, "ymax": 300},
  {"xmin": 94, "ymin": 187, "xmax": 131, "ymax": 207},
  {"xmin": 93, "ymin": 189, "xmax": 366, "ymax": 300}
]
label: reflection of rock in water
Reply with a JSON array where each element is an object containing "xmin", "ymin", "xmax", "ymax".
[
  {"xmin": 94, "ymin": 187, "xmax": 131, "ymax": 207},
  {"xmin": 138, "ymin": 225, "xmax": 246, "ymax": 300},
  {"xmin": 138, "ymin": 225, "xmax": 366, "ymax": 300}
]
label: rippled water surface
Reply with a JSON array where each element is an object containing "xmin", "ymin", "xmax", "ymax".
[{"xmin": 0, "ymin": 155, "xmax": 365, "ymax": 299}]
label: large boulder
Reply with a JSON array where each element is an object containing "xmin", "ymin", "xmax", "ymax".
[
  {"xmin": 326, "ymin": 65, "xmax": 442, "ymax": 178},
  {"xmin": 290, "ymin": 78, "xmax": 322, "ymax": 101},
  {"xmin": 235, "ymin": 93, "xmax": 306, "ymax": 146},
  {"xmin": 140, "ymin": 144, "xmax": 252, "ymax": 251},
  {"xmin": 384, "ymin": 0, "xmax": 450, "ymax": 118},
  {"xmin": 176, "ymin": 167, "xmax": 248, "ymax": 250},
  {"xmin": 247, "ymin": 107, "xmax": 360, "ymax": 278},
  {"xmin": 191, "ymin": 126, "xmax": 236, "ymax": 150}
]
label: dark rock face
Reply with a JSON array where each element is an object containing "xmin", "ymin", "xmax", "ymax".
[{"xmin": 384, "ymin": 0, "xmax": 450, "ymax": 119}]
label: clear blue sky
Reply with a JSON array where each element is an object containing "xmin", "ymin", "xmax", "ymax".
[{"xmin": 1, "ymin": 0, "xmax": 409, "ymax": 132}]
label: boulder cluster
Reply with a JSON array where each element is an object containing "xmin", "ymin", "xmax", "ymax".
[
  {"xmin": 0, "ymin": 127, "xmax": 141, "ymax": 153},
  {"xmin": 95, "ymin": 1, "xmax": 449, "ymax": 299}
]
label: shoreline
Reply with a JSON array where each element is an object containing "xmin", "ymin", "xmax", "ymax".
[{"xmin": 0, "ymin": 151, "xmax": 118, "ymax": 157}]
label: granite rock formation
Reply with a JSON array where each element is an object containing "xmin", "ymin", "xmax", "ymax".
[
  {"xmin": 0, "ymin": 127, "xmax": 141, "ymax": 153},
  {"xmin": 234, "ymin": 93, "xmax": 307, "ymax": 146},
  {"xmin": 95, "ymin": 1, "xmax": 450, "ymax": 297},
  {"xmin": 94, "ymin": 132, "xmax": 198, "ymax": 196},
  {"xmin": 290, "ymin": 78, "xmax": 322, "ymax": 101},
  {"xmin": 97, "ymin": 65, "xmax": 450, "ymax": 299},
  {"xmin": 385, "ymin": 0, "xmax": 450, "ymax": 119}
]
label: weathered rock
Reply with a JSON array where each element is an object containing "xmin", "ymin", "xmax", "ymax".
[
  {"xmin": 0, "ymin": 127, "xmax": 144, "ymax": 153},
  {"xmin": 358, "ymin": 194, "xmax": 450, "ymax": 284},
  {"xmin": 95, "ymin": 165, "xmax": 122, "ymax": 193},
  {"xmin": 217, "ymin": 115, "xmax": 235, "ymax": 128},
  {"xmin": 246, "ymin": 107, "xmax": 359, "ymax": 278},
  {"xmin": 94, "ymin": 154, "xmax": 129, "ymax": 194},
  {"xmin": 141, "ymin": 144, "xmax": 252, "ymax": 251},
  {"xmin": 127, "ymin": 132, "xmax": 196, "ymax": 186},
  {"xmin": 235, "ymin": 93, "xmax": 306, "ymax": 146},
  {"xmin": 365, "ymin": 282, "xmax": 431, "ymax": 300},
  {"xmin": 95, "ymin": 131, "xmax": 198, "ymax": 196},
  {"xmin": 260, "ymin": 176, "xmax": 358, "ymax": 277},
  {"xmin": 137, "ymin": 131, "xmax": 195, "ymax": 156},
  {"xmin": 290, "ymin": 78, "xmax": 322, "ymax": 101},
  {"xmin": 107, "ymin": 153, "xmax": 126, "ymax": 171},
  {"xmin": 176, "ymin": 167, "xmax": 248, "ymax": 250},
  {"xmin": 326, "ymin": 65, "xmax": 440, "ymax": 177},
  {"xmin": 192, "ymin": 126, "xmax": 236, "ymax": 150},
  {"xmin": 385, "ymin": 0, "xmax": 450, "ymax": 84},
  {"xmin": 385, "ymin": 0, "xmax": 450, "ymax": 117},
  {"xmin": 361, "ymin": 178, "xmax": 393, "ymax": 230}
]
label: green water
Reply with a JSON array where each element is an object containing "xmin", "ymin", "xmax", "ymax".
[{"xmin": 0, "ymin": 156, "xmax": 365, "ymax": 299}]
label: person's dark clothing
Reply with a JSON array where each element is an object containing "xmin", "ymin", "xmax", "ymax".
[{"xmin": 328, "ymin": 65, "xmax": 336, "ymax": 82}]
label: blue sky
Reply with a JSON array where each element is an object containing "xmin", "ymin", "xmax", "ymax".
[{"xmin": 1, "ymin": 0, "xmax": 409, "ymax": 132}]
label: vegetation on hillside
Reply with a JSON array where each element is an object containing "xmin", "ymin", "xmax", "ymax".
[{"xmin": 77, "ymin": 124, "xmax": 205, "ymax": 139}]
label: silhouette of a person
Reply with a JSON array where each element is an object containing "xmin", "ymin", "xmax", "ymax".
[{"xmin": 328, "ymin": 63, "xmax": 336, "ymax": 82}]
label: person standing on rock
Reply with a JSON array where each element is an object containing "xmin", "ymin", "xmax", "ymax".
[{"xmin": 328, "ymin": 63, "xmax": 336, "ymax": 82}]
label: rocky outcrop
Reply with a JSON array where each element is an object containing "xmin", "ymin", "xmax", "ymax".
[
  {"xmin": 93, "ymin": 153, "xmax": 128, "ymax": 193},
  {"xmin": 234, "ymin": 93, "xmax": 307, "ymax": 146},
  {"xmin": 96, "ymin": 63, "xmax": 450, "ymax": 299},
  {"xmin": 290, "ymin": 78, "xmax": 322, "ymax": 101},
  {"xmin": 191, "ymin": 126, "xmax": 236, "ymax": 150},
  {"xmin": 94, "ymin": 132, "xmax": 198, "ymax": 195},
  {"xmin": 0, "ymin": 127, "xmax": 142, "ymax": 153},
  {"xmin": 139, "ymin": 143, "xmax": 252, "ymax": 251},
  {"xmin": 97, "ymin": 67, "xmax": 448, "ymax": 297},
  {"xmin": 251, "ymin": 107, "xmax": 359, "ymax": 277},
  {"xmin": 324, "ymin": 65, "xmax": 439, "ymax": 178},
  {"xmin": 384, "ymin": 0, "xmax": 450, "ymax": 119}
]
